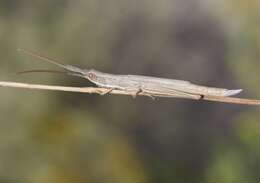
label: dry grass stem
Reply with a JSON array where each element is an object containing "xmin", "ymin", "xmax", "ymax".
[{"xmin": 1, "ymin": 81, "xmax": 260, "ymax": 105}]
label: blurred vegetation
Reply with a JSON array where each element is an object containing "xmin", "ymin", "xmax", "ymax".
[{"xmin": 0, "ymin": 0, "xmax": 259, "ymax": 183}]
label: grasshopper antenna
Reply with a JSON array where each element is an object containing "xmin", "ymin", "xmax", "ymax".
[
  {"xmin": 17, "ymin": 48, "xmax": 86, "ymax": 75},
  {"xmin": 16, "ymin": 69, "xmax": 84, "ymax": 78},
  {"xmin": 17, "ymin": 69, "xmax": 66, "ymax": 75}
]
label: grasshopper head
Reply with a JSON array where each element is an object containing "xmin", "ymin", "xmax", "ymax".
[{"xmin": 83, "ymin": 69, "xmax": 98, "ymax": 82}]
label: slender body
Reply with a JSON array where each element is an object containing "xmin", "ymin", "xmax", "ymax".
[
  {"xmin": 18, "ymin": 48, "xmax": 242, "ymax": 99},
  {"xmin": 83, "ymin": 69, "xmax": 242, "ymax": 99}
]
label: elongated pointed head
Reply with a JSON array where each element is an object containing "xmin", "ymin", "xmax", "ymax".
[{"xmin": 18, "ymin": 48, "xmax": 88, "ymax": 78}]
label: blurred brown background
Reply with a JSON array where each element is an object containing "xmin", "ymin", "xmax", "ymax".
[{"xmin": 0, "ymin": 0, "xmax": 260, "ymax": 183}]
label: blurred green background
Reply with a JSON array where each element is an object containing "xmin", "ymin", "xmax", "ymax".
[{"xmin": 0, "ymin": 0, "xmax": 260, "ymax": 183}]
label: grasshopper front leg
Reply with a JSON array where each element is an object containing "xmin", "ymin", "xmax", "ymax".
[{"xmin": 100, "ymin": 88, "xmax": 114, "ymax": 95}]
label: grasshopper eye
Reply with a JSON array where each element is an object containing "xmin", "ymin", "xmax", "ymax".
[{"xmin": 88, "ymin": 73, "xmax": 97, "ymax": 80}]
